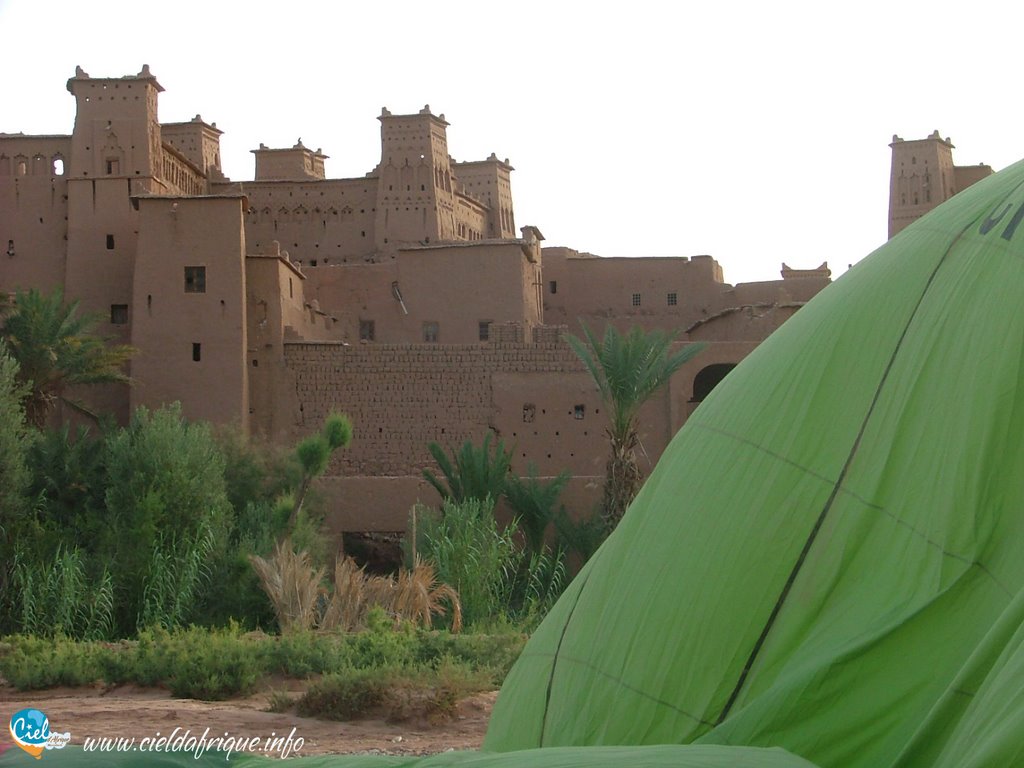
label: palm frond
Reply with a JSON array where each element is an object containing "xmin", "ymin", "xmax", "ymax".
[
  {"xmin": 423, "ymin": 433, "xmax": 510, "ymax": 507},
  {"xmin": 0, "ymin": 288, "xmax": 136, "ymax": 427}
]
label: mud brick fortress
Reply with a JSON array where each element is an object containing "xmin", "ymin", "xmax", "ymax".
[
  {"xmin": 0, "ymin": 66, "xmax": 985, "ymax": 536},
  {"xmin": 888, "ymin": 131, "xmax": 992, "ymax": 237}
]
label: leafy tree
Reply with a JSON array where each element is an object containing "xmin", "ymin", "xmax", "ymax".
[
  {"xmin": 289, "ymin": 412, "xmax": 353, "ymax": 526},
  {"xmin": 0, "ymin": 342, "xmax": 28, "ymax": 536},
  {"xmin": 194, "ymin": 429, "xmax": 301, "ymax": 631},
  {"xmin": 104, "ymin": 403, "xmax": 231, "ymax": 633},
  {"xmin": 26, "ymin": 423, "xmax": 109, "ymax": 543},
  {"xmin": 214, "ymin": 425, "xmax": 298, "ymax": 519},
  {"xmin": 0, "ymin": 341, "xmax": 31, "ymax": 614},
  {"xmin": 423, "ymin": 432, "xmax": 512, "ymax": 509},
  {"xmin": 225, "ymin": 411, "xmax": 353, "ymax": 625},
  {"xmin": 0, "ymin": 288, "xmax": 134, "ymax": 428},
  {"xmin": 566, "ymin": 323, "xmax": 704, "ymax": 532},
  {"xmin": 504, "ymin": 465, "xmax": 571, "ymax": 555}
]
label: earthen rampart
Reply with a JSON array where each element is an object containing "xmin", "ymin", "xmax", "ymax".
[{"xmin": 285, "ymin": 338, "xmax": 587, "ymax": 477}]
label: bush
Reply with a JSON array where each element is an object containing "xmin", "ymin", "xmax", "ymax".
[
  {"xmin": 103, "ymin": 404, "xmax": 232, "ymax": 635},
  {"xmin": 0, "ymin": 634, "xmax": 104, "ymax": 690},
  {"xmin": 214, "ymin": 426, "xmax": 297, "ymax": 519},
  {"xmin": 0, "ymin": 344, "xmax": 30, "ymax": 626},
  {"xmin": 412, "ymin": 629, "xmax": 526, "ymax": 681},
  {"xmin": 12, "ymin": 546, "xmax": 113, "ymax": 640},
  {"xmin": 0, "ymin": 623, "xmax": 527, "ymax": 701},
  {"xmin": 162, "ymin": 627, "xmax": 264, "ymax": 700},
  {"xmin": 107, "ymin": 624, "xmax": 266, "ymax": 699},
  {"xmin": 296, "ymin": 658, "xmax": 493, "ymax": 723},
  {"xmin": 554, "ymin": 506, "xmax": 608, "ymax": 569},
  {"xmin": 297, "ymin": 666, "xmax": 391, "ymax": 720},
  {"xmin": 264, "ymin": 630, "xmax": 352, "ymax": 678},
  {"xmin": 25, "ymin": 424, "xmax": 108, "ymax": 547},
  {"xmin": 413, "ymin": 499, "xmax": 519, "ymax": 628},
  {"xmin": 265, "ymin": 689, "xmax": 296, "ymax": 713}
]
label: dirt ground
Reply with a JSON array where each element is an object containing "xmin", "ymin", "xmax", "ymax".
[{"xmin": 0, "ymin": 684, "xmax": 496, "ymax": 758}]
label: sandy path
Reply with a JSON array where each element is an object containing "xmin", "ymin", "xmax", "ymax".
[{"xmin": 0, "ymin": 684, "xmax": 495, "ymax": 758}]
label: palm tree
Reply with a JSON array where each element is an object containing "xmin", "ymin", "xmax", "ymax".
[
  {"xmin": 567, "ymin": 323, "xmax": 704, "ymax": 532},
  {"xmin": 504, "ymin": 464, "xmax": 570, "ymax": 555},
  {"xmin": 422, "ymin": 431, "xmax": 512, "ymax": 510},
  {"xmin": 0, "ymin": 288, "xmax": 134, "ymax": 428}
]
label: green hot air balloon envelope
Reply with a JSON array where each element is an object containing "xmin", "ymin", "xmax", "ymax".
[{"xmin": 484, "ymin": 156, "xmax": 1024, "ymax": 768}]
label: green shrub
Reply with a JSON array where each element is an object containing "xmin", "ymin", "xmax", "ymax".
[
  {"xmin": 347, "ymin": 607, "xmax": 420, "ymax": 666},
  {"xmin": 103, "ymin": 404, "xmax": 231, "ymax": 635},
  {"xmin": 428, "ymin": 656, "xmax": 496, "ymax": 718},
  {"xmin": 163, "ymin": 630, "xmax": 264, "ymax": 700},
  {"xmin": 193, "ymin": 525, "xmax": 278, "ymax": 631},
  {"xmin": 0, "ymin": 623, "xmax": 526, "ymax": 702},
  {"xmin": 25, "ymin": 424, "xmax": 108, "ymax": 545},
  {"xmin": 297, "ymin": 667, "xmax": 391, "ymax": 720},
  {"xmin": 0, "ymin": 343, "xmax": 31, "ymax": 630},
  {"xmin": 265, "ymin": 689, "xmax": 296, "ymax": 713},
  {"xmin": 506, "ymin": 547, "xmax": 568, "ymax": 629},
  {"xmin": 412, "ymin": 629, "xmax": 527, "ymax": 682},
  {"xmin": 0, "ymin": 635, "xmax": 103, "ymax": 690},
  {"xmin": 289, "ymin": 412, "xmax": 353, "ymax": 529},
  {"xmin": 265, "ymin": 631, "xmax": 352, "ymax": 677},
  {"xmin": 12, "ymin": 546, "xmax": 114, "ymax": 640},
  {"xmin": 125, "ymin": 624, "xmax": 265, "ymax": 699},
  {"xmin": 414, "ymin": 498, "xmax": 519, "ymax": 628},
  {"xmin": 214, "ymin": 426, "xmax": 297, "ymax": 519},
  {"xmin": 296, "ymin": 658, "xmax": 493, "ymax": 723}
]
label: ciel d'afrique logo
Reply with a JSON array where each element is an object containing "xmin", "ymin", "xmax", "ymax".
[{"xmin": 8, "ymin": 708, "xmax": 70, "ymax": 760}]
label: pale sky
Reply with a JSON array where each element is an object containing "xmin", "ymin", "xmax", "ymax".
[{"xmin": 2, "ymin": 0, "xmax": 1020, "ymax": 284}]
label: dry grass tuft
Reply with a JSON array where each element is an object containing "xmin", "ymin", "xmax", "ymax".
[
  {"xmin": 248, "ymin": 539, "xmax": 325, "ymax": 633},
  {"xmin": 393, "ymin": 558, "xmax": 462, "ymax": 634},
  {"xmin": 320, "ymin": 556, "xmax": 462, "ymax": 633},
  {"xmin": 320, "ymin": 556, "xmax": 366, "ymax": 631}
]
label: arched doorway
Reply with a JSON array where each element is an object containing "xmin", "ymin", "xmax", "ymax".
[{"xmin": 691, "ymin": 363, "xmax": 737, "ymax": 402}]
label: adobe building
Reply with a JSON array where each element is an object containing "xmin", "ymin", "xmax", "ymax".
[
  {"xmin": 1, "ymin": 66, "xmax": 836, "ymax": 536},
  {"xmin": 888, "ymin": 130, "xmax": 993, "ymax": 238}
]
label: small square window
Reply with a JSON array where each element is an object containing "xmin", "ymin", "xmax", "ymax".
[
  {"xmin": 632, "ymin": 293, "xmax": 641, "ymax": 307},
  {"xmin": 106, "ymin": 234, "xmax": 115, "ymax": 250},
  {"xmin": 192, "ymin": 342, "xmax": 201, "ymax": 362},
  {"xmin": 106, "ymin": 158, "xmax": 119, "ymax": 175},
  {"xmin": 359, "ymin": 319, "xmax": 375, "ymax": 341},
  {"xmin": 549, "ymin": 280, "xmax": 557, "ymax": 294},
  {"xmin": 574, "ymin": 404, "xmax": 585, "ymax": 420},
  {"xmin": 423, "ymin": 321, "xmax": 439, "ymax": 343},
  {"xmin": 184, "ymin": 266, "xmax": 206, "ymax": 293},
  {"xmin": 667, "ymin": 292, "xmax": 678, "ymax": 306},
  {"xmin": 110, "ymin": 304, "xmax": 128, "ymax": 325},
  {"xmin": 478, "ymin": 321, "xmax": 491, "ymax": 342}
]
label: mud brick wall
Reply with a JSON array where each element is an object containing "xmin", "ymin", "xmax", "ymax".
[{"xmin": 284, "ymin": 341, "xmax": 586, "ymax": 478}]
